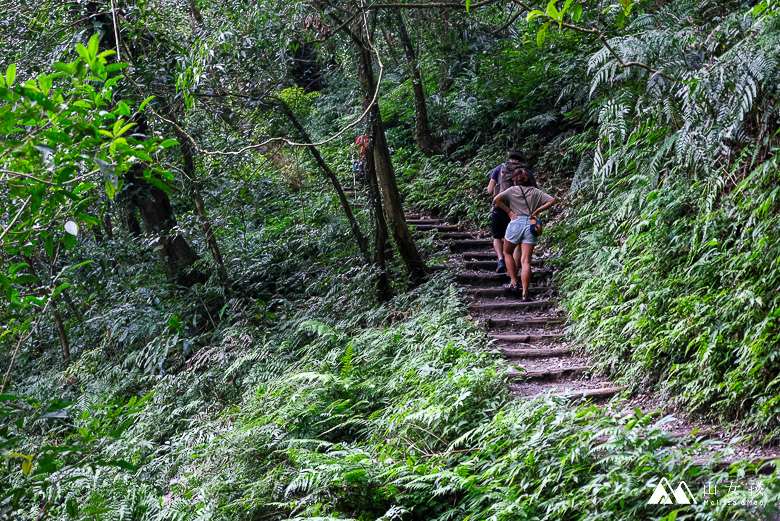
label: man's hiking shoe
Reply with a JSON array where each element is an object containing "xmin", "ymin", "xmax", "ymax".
[
  {"xmin": 502, "ymin": 283, "xmax": 518, "ymax": 292},
  {"xmin": 521, "ymin": 293, "xmax": 533, "ymax": 302},
  {"xmin": 496, "ymin": 258, "xmax": 507, "ymax": 274}
]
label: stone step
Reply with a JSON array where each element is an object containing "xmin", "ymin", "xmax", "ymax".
[
  {"xmin": 404, "ymin": 213, "xmax": 421, "ymax": 219},
  {"xmin": 467, "ymin": 287, "xmax": 554, "ymax": 298},
  {"xmin": 461, "ymin": 251, "xmax": 500, "ymax": 260},
  {"xmin": 457, "ymin": 270, "xmax": 553, "ymax": 286},
  {"xmin": 471, "ymin": 300, "xmax": 554, "ymax": 312},
  {"xmin": 521, "ymin": 385, "xmax": 624, "ymax": 401},
  {"xmin": 463, "ymin": 259, "xmax": 545, "ymax": 271},
  {"xmin": 476, "ymin": 315, "xmax": 566, "ymax": 336},
  {"xmin": 509, "ymin": 365, "xmax": 590, "ymax": 381},
  {"xmin": 437, "ymin": 232, "xmax": 480, "ymax": 240},
  {"xmin": 450, "ymin": 239, "xmax": 494, "ymax": 252},
  {"xmin": 412, "ymin": 224, "xmax": 460, "ymax": 232},
  {"xmin": 501, "ymin": 347, "xmax": 572, "ymax": 358},
  {"xmin": 489, "ymin": 333, "xmax": 564, "ymax": 343},
  {"xmin": 406, "ymin": 219, "xmax": 444, "ymax": 225},
  {"xmin": 463, "ymin": 251, "xmax": 549, "ymax": 264},
  {"xmin": 484, "ymin": 317, "xmax": 566, "ymax": 328}
]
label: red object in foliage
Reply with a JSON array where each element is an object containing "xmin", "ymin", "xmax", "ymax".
[{"xmin": 355, "ymin": 135, "xmax": 367, "ymax": 159}]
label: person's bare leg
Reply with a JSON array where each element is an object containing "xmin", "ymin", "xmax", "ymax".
[
  {"xmin": 493, "ymin": 238, "xmax": 504, "ymax": 261},
  {"xmin": 503, "ymin": 241, "xmax": 519, "ymax": 287},
  {"xmin": 513, "ymin": 245, "xmax": 521, "ymax": 278},
  {"xmin": 520, "ymin": 243, "xmax": 535, "ymax": 297}
]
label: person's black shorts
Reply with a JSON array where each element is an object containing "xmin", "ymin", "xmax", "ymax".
[{"xmin": 491, "ymin": 207, "xmax": 511, "ymax": 239}]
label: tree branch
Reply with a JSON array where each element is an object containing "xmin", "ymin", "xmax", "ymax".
[
  {"xmin": 491, "ymin": 9, "xmax": 524, "ymax": 35},
  {"xmin": 0, "ymin": 169, "xmax": 56, "ymax": 185},
  {"xmin": 0, "ymin": 196, "xmax": 31, "ymax": 243}
]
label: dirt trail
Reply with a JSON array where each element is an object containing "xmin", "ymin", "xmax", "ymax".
[{"xmin": 406, "ymin": 213, "xmax": 780, "ymax": 474}]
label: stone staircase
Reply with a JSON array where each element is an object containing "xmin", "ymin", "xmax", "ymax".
[{"xmin": 407, "ymin": 213, "xmax": 623, "ymax": 401}]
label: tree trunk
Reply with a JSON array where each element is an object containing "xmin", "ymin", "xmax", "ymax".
[
  {"xmin": 394, "ymin": 10, "xmax": 441, "ymax": 156},
  {"xmin": 125, "ymin": 110, "xmax": 205, "ymax": 286},
  {"xmin": 276, "ymin": 100, "xmax": 371, "ymax": 264},
  {"xmin": 363, "ymin": 122, "xmax": 392, "ymax": 301},
  {"xmin": 50, "ymin": 298, "xmax": 70, "ymax": 362},
  {"xmin": 124, "ymin": 204, "xmax": 142, "ymax": 237},
  {"xmin": 354, "ymin": 27, "xmax": 429, "ymax": 283},
  {"xmin": 130, "ymin": 166, "xmax": 206, "ymax": 286},
  {"xmin": 167, "ymin": 111, "xmax": 233, "ymax": 295},
  {"xmin": 103, "ymin": 200, "xmax": 115, "ymax": 240},
  {"xmin": 191, "ymin": 183, "xmax": 234, "ymax": 296},
  {"xmin": 24, "ymin": 259, "xmax": 70, "ymax": 362},
  {"xmin": 155, "ymin": 102, "xmax": 234, "ymax": 293},
  {"xmin": 62, "ymin": 290, "xmax": 84, "ymax": 323},
  {"xmin": 381, "ymin": 27, "xmax": 401, "ymax": 66}
]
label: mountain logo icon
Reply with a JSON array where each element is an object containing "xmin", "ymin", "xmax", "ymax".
[{"xmin": 648, "ymin": 478, "xmax": 697, "ymax": 505}]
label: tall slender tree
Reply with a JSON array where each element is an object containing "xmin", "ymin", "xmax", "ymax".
[
  {"xmin": 324, "ymin": 5, "xmax": 429, "ymax": 283},
  {"xmin": 393, "ymin": 10, "xmax": 441, "ymax": 156}
]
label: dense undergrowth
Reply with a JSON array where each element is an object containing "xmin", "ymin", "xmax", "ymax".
[{"xmin": 7, "ymin": 273, "xmax": 780, "ymax": 520}]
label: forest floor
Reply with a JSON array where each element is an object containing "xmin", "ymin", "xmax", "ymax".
[{"xmin": 406, "ymin": 211, "xmax": 780, "ymax": 476}]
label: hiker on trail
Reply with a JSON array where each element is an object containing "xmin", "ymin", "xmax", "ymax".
[
  {"xmin": 486, "ymin": 151, "xmax": 537, "ymax": 274},
  {"xmin": 354, "ymin": 134, "xmax": 368, "ymax": 184},
  {"xmin": 492, "ymin": 167, "xmax": 556, "ymax": 302}
]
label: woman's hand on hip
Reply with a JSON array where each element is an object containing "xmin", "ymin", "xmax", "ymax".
[{"xmin": 509, "ymin": 210, "xmax": 518, "ymax": 220}]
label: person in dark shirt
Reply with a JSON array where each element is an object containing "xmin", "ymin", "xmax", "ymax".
[{"xmin": 486, "ymin": 150, "xmax": 537, "ymax": 273}]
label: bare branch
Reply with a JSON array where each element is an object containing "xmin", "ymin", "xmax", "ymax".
[
  {"xmin": 1, "ymin": 300, "xmax": 49, "ymax": 394},
  {"xmin": 110, "ymin": 0, "xmax": 121, "ymax": 61},
  {"xmin": 0, "ymin": 169, "xmax": 56, "ymax": 185},
  {"xmin": 491, "ymin": 9, "xmax": 524, "ymax": 35},
  {"xmin": 0, "ymin": 196, "xmax": 31, "ymax": 243}
]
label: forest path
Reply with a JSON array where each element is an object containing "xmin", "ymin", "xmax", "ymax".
[
  {"xmin": 406, "ymin": 212, "xmax": 780, "ymax": 473},
  {"xmin": 408, "ymin": 213, "xmax": 623, "ymax": 401}
]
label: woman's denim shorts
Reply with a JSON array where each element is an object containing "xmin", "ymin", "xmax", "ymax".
[{"xmin": 505, "ymin": 216, "xmax": 538, "ymax": 245}]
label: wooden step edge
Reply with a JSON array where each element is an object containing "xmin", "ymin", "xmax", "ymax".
[
  {"xmin": 466, "ymin": 287, "xmax": 554, "ymax": 297},
  {"xmin": 501, "ymin": 347, "xmax": 571, "ymax": 358},
  {"xmin": 463, "ymin": 260, "xmax": 547, "ymax": 268},
  {"xmin": 412, "ymin": 225, "xmax": 461, "ymax": 232},
  {"xmin": 462, "ymin": 251, "xmax": 553, "ymax": 260},
  {"xmin": 485, "ymin": 317, "xmax": 567, "ymax": 326},
  {"xmin": 450, "ymin": 239, "xmax": 493, "ymax": 245},
  {"xmin": 406, "ymin": 219, "xmax": 445, "ymax": 224},
  {"xmin": 471, "ymin": 299, "xmax": 555, "ymax": 310},
  {"xmin": 437, "ymin": 232, "xmax": 481, "ymax": 239},
  {"xmin": 508, "ymin": 365, "xmax": 590, "ymax": 381},
  {"xmin": 456, "ymin": 270, "xmax": 554, "ymax": 281},
  {"xmin": 489, "ymin": 334, "xmax": 564, "ymax": 342}
]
